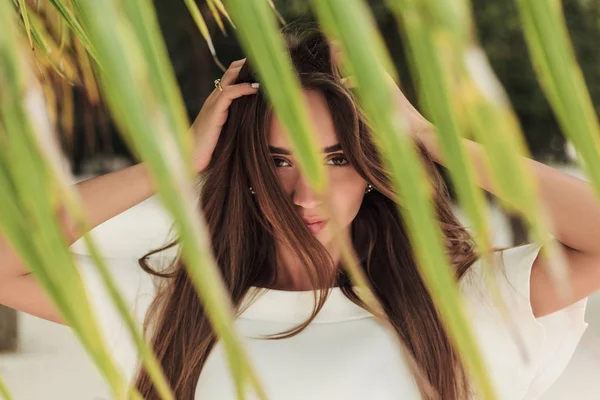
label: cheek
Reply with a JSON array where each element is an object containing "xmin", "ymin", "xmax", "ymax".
[
  {"xmin": 328, "ymin": 169, "xmax": 366, "ymax": 225},
  {"xmin": 275, "ymin": 169, "xmax": 295, "ymax": 193}
]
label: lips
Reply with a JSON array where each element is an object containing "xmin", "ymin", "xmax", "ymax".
[
  {"xmin": 302, "ymin": 218, "xmax": 328, "ymax": 234},
  {"xmin": 302, "ymin": 217, "xmax": 325, "ymax": 225}
]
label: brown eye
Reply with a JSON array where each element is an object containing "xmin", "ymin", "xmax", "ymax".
[
  {"xmin": 327, "ymin": 155, "xmax": 348, "ymax": 167},
  {"xmin": 273, "ymin": 157, "xmax": 291, "ymax": 168}
]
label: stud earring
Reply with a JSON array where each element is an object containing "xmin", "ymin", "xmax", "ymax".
[
  {"xmin": 249, "ymin": 186, "xmax": 256, "ymax": 195},
  {"xmin": 365, "ymin": 184, "xmax": 373, "ymax": 194}
]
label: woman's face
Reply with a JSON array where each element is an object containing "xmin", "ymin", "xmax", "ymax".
[{"xmin": 267, "ymin": 89, "xmax": 368, "ymax": 246}]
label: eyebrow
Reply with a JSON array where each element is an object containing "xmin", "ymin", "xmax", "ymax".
[{"xmin": 268, "ymin": 143, "xmax": 342, "ymax": 155}]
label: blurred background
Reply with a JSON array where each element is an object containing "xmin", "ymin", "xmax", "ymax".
[{"xmin": 1, "ymin": 0, "xmax": 600, "ymax": 398}]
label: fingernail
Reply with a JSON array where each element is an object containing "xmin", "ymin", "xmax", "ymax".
[{"xmin": 251, "ymin": 82, "xmax": 260, "ymax": 89}]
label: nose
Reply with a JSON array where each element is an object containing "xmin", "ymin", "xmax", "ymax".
[{"xmin": 292, "ymin": 172, "xmax": 321, "ymax": 210}]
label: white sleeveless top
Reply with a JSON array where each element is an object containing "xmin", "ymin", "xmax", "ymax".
[{"xmin": 73, "ymin": 242, "xmax": 588, "ymax": 399}]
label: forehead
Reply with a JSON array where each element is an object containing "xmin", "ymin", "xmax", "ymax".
[{"xmin": 267, "ymin": 89, "xmax": 339, "ymax": 150}]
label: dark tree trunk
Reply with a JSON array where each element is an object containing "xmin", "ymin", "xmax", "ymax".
[{"xmin": 0, "ymin": 305, "xmax": 17, "ymax": 352}]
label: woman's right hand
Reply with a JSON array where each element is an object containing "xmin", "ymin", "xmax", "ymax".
[{"xmin": 190, "ymin": 58, "xmax": 260, "ymax": 173}]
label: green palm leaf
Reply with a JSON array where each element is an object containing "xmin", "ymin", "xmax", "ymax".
[
  {"xmin": 225, "ymin": 0, "xmax": 394, "ymax": 379},
  {"xmin": 206, "ymin": 0, "xmax": 235, "ymax": 34},
  {"xmin": 514, "ymin": 0, "xmax": 600, "ymax": 248},
  {"xmin": 15, "ymin": 0, "xmax": 33, "ymax": 49},
  {"xmin": 66, "ymin": 0, "xmax": 269, "ymax": 397},
  {"xmin": 0, "ymin": 48, "xmax": 141, "ymax": 400},
  {"xmin": 184, "ymin": 0, "xmax": 227, "ymax": 71},
  {"xmin": 4, "ymin": 1, "xmax": 600, "ymax": 400},
  {"xmin": 387, "ymin": 0, "xmax": 569, "ymax": 379},
  {"xmin": 0, "ymin": 372, "xmax": 13, "ymax": 400},
  {"xmin": 310, "ymin": 0, "xmax": 498, "ymax": 398},
  {"xmin": 0, "ymin": 4, "xmax": 169, "ymax": 400},
  {"xmin": 47, "ymin": 0, "xmax": 99, "ymax": 63}
]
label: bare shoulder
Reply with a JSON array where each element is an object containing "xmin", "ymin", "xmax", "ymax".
[{"xmin": 530, "ymin": 243, "xmax": 600, "ymax": 317}]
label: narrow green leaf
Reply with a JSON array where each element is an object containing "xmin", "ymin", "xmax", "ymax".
[
  {"xmin": 183, "ymin": 0, "xmax": 227, "ymax": 71},
  {"xmin": 73, "ymin": 36, "xmax": 100, "ymax": 104},
  {"xmin": 205, "ymin": 0, "xmax": 227, "ymax": 35},
  {"xmin": 311, "ymin": 0, "xmax": 497, "ymax": 398},
  {"xmin": 224, "ymin": 0, "xmax": 326, "ymax": 192},
  {"xmin": 48, "ymin": 0, "xmax": 99, "ymax": 63},
  {"xmin": 24, "ymin": 4, "xmax": 80, "ymax": 84},
  {"xmin": 208, "ymin": 0, "xmax": 236, "ymax": 30},
  {"xmin": 265, "ymin": 0, "xmax": 286, "ymax": 26},
  {"xmin": 69, "ymin": 0, "xmax": 270, "ymax": 397},
  {"xmin": 514, "ymin": 0, "xmax": 600, "ymax": 233},
  {"xmin": 388, "ymin": 0, "xmax": 494, "ymax": 268},
  {"xmin": 0, "ymin": 4, "xmax": 141, "ymax": 399},
  {"xmin": 460, "ymin": 49, "xmax": 572, "ymax": 301},
  {"xmin": 0, "ymin": 372, "xmax": 14, "ymax": 400},
  {"xmin": 16, "ymin": 0, "xmax": 34, "ymax": 50},
  {"xmin": 387, "ymin": 0, "xmax": 561, "ymax": 380},
  {"xmin": 224, "ymin": 0, "xmax": 398, "ymax": 395}
]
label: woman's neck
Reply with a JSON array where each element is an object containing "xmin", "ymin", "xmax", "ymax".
[{"xmin": 272, "ymin": 241, "xmax": 341, "ymax": 291}]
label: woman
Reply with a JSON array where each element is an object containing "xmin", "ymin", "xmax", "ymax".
[{"xmin": 0, "ymin": 23, "xmax": 594, "ymax": 399}]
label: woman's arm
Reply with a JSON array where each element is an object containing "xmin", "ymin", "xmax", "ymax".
[
  {"xmin": 383, "ymin": 67, "xmax": 600, "ymax": 315},
  {"xmin": 417, "ymin": 127, "xmax": 600, "ymax": 316},
  {"xmin": 0, "ymin": 162, "xmax": 157, "ymax": 325},
  {"xmin": 418, "ymin": 128, "xmax": 600, "ymax": 256},
  {"xmin": 0, "ymin": 59, "xmax": 257, "ymax": 325},
  {"xmin": 1, "ymin": 57, "xmax": 257, "ymax": 279},
  {"xmin": 1, "ymin": 162, "xmax": 156, "ymax": 278},
  {"xmin": 384, "ymin": 72, "xmax": 600, "ymax": 256},
  {"xmin": 60, "ymin": 163, "xmax": 156, "ymax": 245}
]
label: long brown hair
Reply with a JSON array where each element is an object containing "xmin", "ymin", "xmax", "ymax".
[{"xmin": 134, "ymin": 22, "xmax": 480, "ymax": 400}]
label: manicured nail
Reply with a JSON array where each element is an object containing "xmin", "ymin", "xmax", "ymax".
[{"xmin": 251, "ymin": 82, "xmax": 260, "ymax": 88}]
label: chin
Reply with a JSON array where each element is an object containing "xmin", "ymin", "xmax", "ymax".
[{"xmin": 314, "ymin": 229, "xmax": 332, "ymax": 245}]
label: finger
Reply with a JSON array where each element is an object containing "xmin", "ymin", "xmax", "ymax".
[
  {"xmin": 222, "ymin": 59, "xmax": 245, "ymax": 75},
  {"xmin": 216, "ymin": 82, "xmax": 259, "ymax": 105},
  {"xmin": 217, "ymin": 58, "xmax": 248, "ymax": 88},
  {"xmin": 230, "ymin": 58, "xmax": 246, "ymax": 68},
  {"xmin": 220, "ymin": 65, "xmax": 243, "ymax": 86}
]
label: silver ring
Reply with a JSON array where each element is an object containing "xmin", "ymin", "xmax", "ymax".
[{"xmin": 214, "ymin": 78, "xmax": 223, "ymax": 92}]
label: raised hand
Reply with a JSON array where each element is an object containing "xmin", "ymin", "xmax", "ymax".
[
  {"xmin": 328, "ymin": 38, "xmax": 432, "ymax": 138},
  {"xmin": 190, "ymin": 58, "xmax": 259, "ymax": 172}
]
